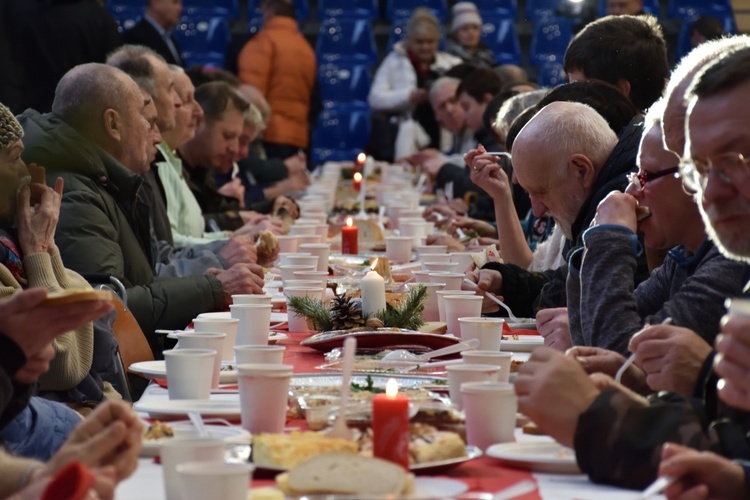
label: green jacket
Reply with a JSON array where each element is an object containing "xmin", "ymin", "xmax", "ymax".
[{"xmin": 18, "ymin": 110, "xmax": 225, "ymax": 352}]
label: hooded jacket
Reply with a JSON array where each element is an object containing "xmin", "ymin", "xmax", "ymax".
[
  {"xmin": 17, "ymin": 110, "xmax": 225, "ymax": 351},
  {"xmin": 482, "ymin": 115, "xmax": 648, "ymax": 317}
]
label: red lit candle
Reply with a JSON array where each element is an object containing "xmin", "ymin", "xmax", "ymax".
[
  {"xmin": 352, "ymin": 172, "xmax": 363, "ymax": 192},
  {"xmin": 372, "ymin": 378, "xmax": 410, "ymax": 469},
  {"xmin": 341, "ymin": 217, "xmax": 358, "ymax": 255}
]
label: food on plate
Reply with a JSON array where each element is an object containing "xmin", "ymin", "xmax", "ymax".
[
  {"xmin": 469, "ymin": 244, "xmax": 501, "ymax": 268},
  {"xmin": 248, "ymin": 487, "xmax": 285, "ymax": 500},
  {"xmin": 522, "ymin": 422, "xmax": 544, "ymax": 435},
  {"xmin": 502, "ymin": 334, "xmax": 520, "ymax": 341},
  {"xmin": 41, "ymin": 288, "xmax": 113, "ymax": 307},
  {"xmin": 353, "ymin": 219, "xmax": 384, "ymax": 242},
  {"xmin": 143, "ymin": 421, "xmax": 174, "ymax": 441},
  {"xmin": 252, "ymin": 431, "xmax": 358, "ymax": 469},
  {"xmin": 220, "ymin": 364, "xmax": 235, "ymax": 372},
  {"xmin": 275, "ymin": 453, "xmax": 414, "ymax": 496},
  {"xmin": 255, "ymin": 230, "xmax": 278, "ymax": 261},
  {"xmin": 417, "ymin": 321, "xmax": 448, "ymax": 334},
  {"xmin": 636, "ymin": 205, "xmax": 652, "ymax": 221}
]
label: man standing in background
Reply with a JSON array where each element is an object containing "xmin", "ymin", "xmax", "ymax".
[{"xmin": 123, "ymin": 0, "xmax": 184, "ymax": 66}]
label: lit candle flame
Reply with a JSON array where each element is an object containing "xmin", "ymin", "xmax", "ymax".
[
  {"xmin": 357, "ymin": 152, "xmax": 367, "ymax": 164},
  {"xmin": 346, "ymin": 217, "xmax": 353, "ymax": 228},
  {"xmin": 353, "ymin": 172, "xmax": 363, "ymax": 182},
  {"xmin": 386, "ymin": 378, "xmax": 399, "ymax": 397},
  {"xmin": 370, "ymin": 257, "xmax": 379, "ymax": 270}
]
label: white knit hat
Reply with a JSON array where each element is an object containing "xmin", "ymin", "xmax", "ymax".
[{"xmin": 451, "ymin": 2, "xmax": 483, "ymax": 33}]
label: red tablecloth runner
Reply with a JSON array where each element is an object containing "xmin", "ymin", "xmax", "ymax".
[{"xmin": 251, "ymin": 331, "xmax": 542, "ymax": 499}]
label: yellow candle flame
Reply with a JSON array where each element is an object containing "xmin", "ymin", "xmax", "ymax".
[
  {"xmin": 353, "ymin": 172, "xmax": 363, "ymax": 181},
  {"xmin": 357, "ymin": 152, "xmax": 367, "ymax": 164},
  {"xmin": 346, "ymin": 217, "xmax": 353, "ymax": 228},
  {"xmin": 370, "ymin": 258, "xmax": 378, "ymax": 270},
  {"xmin": 386, "ymin": 378, "xmax": 399, "ymax": 397}
]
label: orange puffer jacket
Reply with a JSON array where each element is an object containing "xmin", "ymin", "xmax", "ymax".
[{"xmin": 238, "ymin": 16, "xmax": 317, "ymax": 149}]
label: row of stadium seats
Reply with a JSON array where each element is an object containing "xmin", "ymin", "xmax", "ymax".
[{"xmin": 107, "ymin": 0, "xmax": 734, "ymax": 24}]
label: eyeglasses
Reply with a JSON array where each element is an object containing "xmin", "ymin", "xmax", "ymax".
[
  {"xmin": 626, "ymin": 166, "xmax": 680, "ymax": 191},
  {"xmin": 681, "ymin": 152, "xmax": 750, "ymax": 190}
]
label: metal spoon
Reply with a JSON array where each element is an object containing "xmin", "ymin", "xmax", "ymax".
[
  {"xmin": 463, "ymin": 279, "xmax": 520, "ymax": 322},
  {"xmin": 326, "ymin": 336, "xmax": 356, "ymax": 440}
]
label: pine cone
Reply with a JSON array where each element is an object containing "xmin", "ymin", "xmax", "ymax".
[{"xmin": 330, "ymin": 295, "xmax": 365, "ymax": 331}]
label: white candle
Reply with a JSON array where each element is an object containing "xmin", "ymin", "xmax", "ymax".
[
  {"xmin": 364, "ymin": 155, "xmax": 375, "ymax": 178},
  {"xmin": 361, "ymin": 270, "xmax": 386, "ymax": 318}
]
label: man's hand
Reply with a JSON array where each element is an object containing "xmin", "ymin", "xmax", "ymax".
[
  {"xmin": 14, "ymin": 344, "xmax": 56, "ymax": 385},
  {"xmin": 463, "ymin": 269, "xmax": 504, "ymax": 314},
  {"xmin": 218, "ymin": 234, "xmax": 258, "ymax": 266},
  {"xmin": 235, "ymin": 217, "xmax": 285, "ymax": 238},
  {"xmin": 0, "ymin": 288, "xmax": 114, "ymax": 364},
  {"xmin": 410, "ymin": 88, "xmax": 428, "ymax": 104},
  {"xmin": 43, "ymin": 400, "xmax": 143, "ymax": 483},
  {"xmin": 715, "ymin": 313, "xmax": 750, "ymax": 411},
  {"xmin": 217, "ymin": 178, "xmax": 245, "ymax": 207},
  {"xmin": 283, "ymin": 153, "xmax": 307, "ymax": 175},
  {"xmin": 629, "ymin": 325, "xmax": 712, "ymax": 397},
  {"xmin": 567, "ymin": 346, "xmax": 649, "ymax": 393},
  {"xmin": 449, "ymin": 217, "xmax": 497, "ymax": 238},
  {"xmin": 423, "ymin": 204, "xmax": 458, "ymax": 223},
  {"xmin": 425, "ymin": 234, "xmax": 465, "ymax": 252},
  {"xmin": 660, "ymin": 443, "xmax": 746, "ymax": 500},
  {"xmin": 536, "ymin": 308, "xmax": 572, "ymax": 351},
  {"xmin": 17, "ymin": 168, "xmax": 64, "ymax": 256},
  {"xmin": 514, "ymin": 347, "xmax": 601, "ymax": 447},
  {"xmin": 470, "ymin": 160, "xmax": 512, "ymax": 202},
  {"xmin": 207, "ymin": 263, "xmax": 265, "ymax": 305},
  {"xmin": 592, "ymin": 191, "xmax": 638, "ymax": 231},
  {"xmin": 272, "ymin": 196, "xmax": 299, "ymax": 218}
]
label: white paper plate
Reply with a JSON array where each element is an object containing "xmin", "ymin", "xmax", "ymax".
[
  {"xmin": 272, "ymin": 477, "xmax": 468, "ymax": 499},
  {"xmin": 133, "ymin": 399, "xmax": 242, "ymax": 420},
  {"xmin": 197, "ymin": 311, "xmax": 288, "ymax": 323},
  {"xmin": 129, "ymin": 360, "xmax": 248, "ymax": 384},
  {"xmin": 166, "ymin": 331, "xmax": 288, "ymax": 345},
  {"xmin": 141, "ymin": 421, "xmax": 250, "ymax": 457},
  {"xmin": 486, "ymin": 441, "xmax": 580, "ymax": 474},
  {"xmin": 500, "ymin": 335, "xmax": 544, "ymax": 352}
]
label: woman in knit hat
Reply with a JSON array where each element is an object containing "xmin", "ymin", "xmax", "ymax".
[{"xmin": 445, "ymin": 2, "xmax": 496, "ymax": 67}]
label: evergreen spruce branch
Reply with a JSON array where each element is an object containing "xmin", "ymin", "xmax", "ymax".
[
  {"xmin": 287, "ymin": 296, "xmax": 334, "ymax": 332},
  {"xmin": 376, "ymin": 284, "xmax": 427, "ymax": 330}
]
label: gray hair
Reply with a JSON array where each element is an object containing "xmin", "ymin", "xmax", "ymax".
[
  {"xmin": 493, "ymin": 89, "xmax": 547, "ymax": 140},
  {"xmin": 515, "ymin": 101, "xmax": 618, "ymax": 176},
  {"xmin": 428, "ymin": 76, "xmax": 460, "ymax": 106},
  {"xmin": 106, "ymin": 44, "xmax": 166, "ymax": 98},
  {"xmin": 244, "ymin": 103, "xmax": 264, "ymax": 130},
  {"xmin": 52, "ymin": 63, "xmax": 133, "ymax": 139}
]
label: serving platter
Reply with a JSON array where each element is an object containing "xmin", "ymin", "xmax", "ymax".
[{"xmin": 301, "ymin": 328, "xmax": 461, "ymax": 352}]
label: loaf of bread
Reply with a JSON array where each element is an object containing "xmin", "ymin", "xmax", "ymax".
[
  {"xmin": 276, "ymin": 453, "xmax": 414, "ymax": 496},
  {"xmin": 252, "ymin": 432, "xmax": 358, "ymax": 469}
]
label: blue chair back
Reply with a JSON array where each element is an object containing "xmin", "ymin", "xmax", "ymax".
[
  {"xmin": 311, "ymin": 108, "xmax": 372, "ymax": 165},
  {"xmin": 675, "ymin": 13, "xmax": 737, "ymax": 60},
  {"xmin": 596, "ymin": 0, "xmax": 661, "ymax": 17},
  {"xmin": 482, "ymin": 17, "xmax": 522, "ymax": 66},
  {"xmin": 385, "ymin": 0, "xmax": 448, "ymax": 22},
  {"xmin": 668, "ymin": 0, "xmax": 732, "ymax": 21},
  {"xmin": 182, "ymin": 0, "xmax": 239, "ymax": 19},
  {"xmin": 174, "ymin": 17, "xmax": 230, "ymax": 67},
  {"xmin": 536, "ymin": 61, "xmax": 566, "ymax": 87},
  {"xmin": 247, "ymin": 0, "xmax": 310, "ymax": 22},
  {"xmin": 474, "ymin": 0, "xmax": 519, "ymax": 19},
  {"xmin": 316, "ymin": 18, "xmax": 378, "ymax": 66},
  {"xmin": 318, "ymin": 0, "xmax": 379, "ymax": 20},
  {"xmin": 108, "ymin": 5, "xmax": 143, "ymax": 33},
  {"xmin": 529, "ymin": 18, "xmax": 573, "ymax": 68},
  {"xmin": 524, "ymin": 0, "xmax": 557, "ymax": 22},
  {"xmin": 318, "ymin": 63, "xmax": 372, "ymax": 106}
]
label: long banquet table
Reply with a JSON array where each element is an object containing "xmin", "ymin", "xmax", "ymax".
[{"xmin": 118, "ymin": 330, "xmax": 655, "ymax": 499}]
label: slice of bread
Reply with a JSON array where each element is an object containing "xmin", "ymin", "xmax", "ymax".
[
  {"xmin": 41, "ymin": 289, "xmax": 113, "ymax": 307},
  {"xmin": 279, "ymin": 453, "xmax": 411, "ymax": 496}
]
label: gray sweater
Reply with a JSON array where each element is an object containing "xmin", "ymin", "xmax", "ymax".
[{"xmin": 567, "ymin": 225, "xmax": 749, "ymax": 355}]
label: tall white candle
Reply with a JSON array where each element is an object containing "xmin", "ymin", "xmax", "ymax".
[{"xmin": 361, "ymin": 270, "xmax": 386, "ymax": 318}]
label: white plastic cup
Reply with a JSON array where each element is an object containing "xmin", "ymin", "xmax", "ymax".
[
  {"xmin": 231, "ymin": 294, "xmax": 273, "ymax": 305},
  {"xmin": 177, "ymin": 461, "xmax": 254, "ymax": 500},
  {"xmin": 386, "ymin": 236, "xmax": 413, "ymax": 263},
  {"xmin": 419, "ymin": 253, "xmax": 452, "ymax": 264},
  {"xmin": 279, "ymin": 265, "xmax": 316, "ymax": 284},
  {"xmin": 296, "ymin": 234, "xmax": 324, "ymax": 245},
  {"xmin": 298, "ymin": 243, "xmax": 330, "ymax": 272},
  {"xmin": 313, "ymin": 224, "xmax": 329, "ymax": 240},
  {"xmin": 461, "ymin": 351, "xmax": 513, "ymax": 382},
  {"xmin": 451, "ymin": 252, "xmax": 476, "ymax": 272},
  {"xmin": 461, "ymin": 382, "xmax": 517, "ymax": 451},
  {"xmin": 175, "ymin": 333, "xmax": 226, "ymax": 388},
  {"xmin": 163, "ymin": 349, "xmax": 215, "ymax": 400},
  {"xmin": 428, "ymin": 272, "xmax": 464, "ymax": 290},
  {"xmin": 281, "ymin": 254, "xmax": 318, "ymax": 268},
  {"xmin": 284, "ymin": 287, "xmax": 324, "ymax": 333},
  {"xmin": 293, "ymin": 270, "xmax": 329, "ymax": 294},
  {"xmin": 193, "ymin": 318, "xmax": 238, "ymax": 360},
  {"xmin": 276, "ymin": 235, "xmax": 299, "ymax": 254},
  {"xmin": 289, "ymin": 224, "xmax": 316, "ymax": 236},
  {"xmin": 230, "ymin": 304, "xmax": 272, "ymax": 345},
  {"xmin": 419, "ymin": 282, "xmax": 446, "ymax": 322},
  {"xmin": 237, "ymin": 363, "xmax": 293, "ymax": 434},
  {"xmin": 446, "ymin": 364, "xmax": 500, "ymax": 408},
  {"xmin": 423, "ymin": 262, "xmax": 460, "ymax": 273},
  {"xmin": 458, "ymin": 317, "xmax": 505, "ymax": 351},
  {"xmin": 444, "ymin": 295, "xmax": 483, "ymax": 335},
  {"xmin": 412, "ymin": 270, "xmax": 433, "ymax": 283},
  {"xmin": 417, "ymin": 245, "xmax": 447, "ymax": 256},
  {"xmin": 160, "ymin": 439, "xmax": 225, "ymax": 500},
  {"xmin": 437, "ymin": 290, "xmax": 475, "ymax": 323},
  {"xmin": 234, "ymin": 345, "xmax": 286, "ymax": 365}
]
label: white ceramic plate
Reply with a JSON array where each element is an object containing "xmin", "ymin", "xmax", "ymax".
[
  {"xmin": 134, "ymin": 399, "xmax": 241, "ymax": 420},
  {"xmin": 500, "ymin": 335, "xmax": 544, "ymax": 352},
  {"xmin": 486, "ymin": 441, "xmax": 580, "ymax": 474},
  {"xmin": 196, "ymin": 311, "xmax": 288, "ymax": 323},
  {"xmin": 140, "ymin": 421, "xmax": 250, "ymax": 457}
]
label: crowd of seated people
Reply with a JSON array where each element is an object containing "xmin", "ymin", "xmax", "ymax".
[{"xmin": 1, "ymin": 0, "xmax": 750, "ymax": 498}]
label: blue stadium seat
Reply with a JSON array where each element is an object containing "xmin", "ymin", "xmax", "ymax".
[
  {"xmin": 482, "ymin": 18, "xmax": 522, "ymax": 66},
  {"xmin": 529, "ymin": 18, "xmax": 573, "ymax": 68},
  {"xmin": 247, "ymin": 16, "xmax": 264, "ymax": 35},
  {"xmin": 108, "ymin": 5, "xmax": 143, "ymax": 33},
  {"xmin": 316, "ymin": 18, "xmax": 378, "ymax": 66},
  {"xmin": 524, "ymin": 0, "xmax": 557, "ymax": 22},
  {"xmin": 596, "ymin": 0, "xmax": 661, "ymax": 17},
  {"xmin": 474, "ymin": 0, "xmax": 518, "ymax": 19},
  {"xmin": 182, "ymin": 0, "xmax": 239, "ymax": 19},
  {"xmin": 311, "ymin": 108, "xmax": 372, "ymax": 165},
  {"xmin": 106, "ymin": 0, "xmax": 142, "ymax": 9},
  {"xmin": 174, "ymin": 17, "xmax": 230, "ymax": 68},
  {"xmin": 247, "ymin": 0, "xmax": 310, "ymax": 22},
  {"xmin": 318, "ymin": 63, "xmax": 372, "ymax": 107},
  {"xmin": 536, "ymin": 61, "xmax": 566, "ymax": 87},
  {"xmin": 668, "ymin": 0, "xmax": 732, "ymax": 21},
  {"xmin": 385, "ymin": 0, "xmax": 448, "ymax": 22},
  {"xmin": 675, "ymin": 13, "xmax": 738, "ymax": 60},
  {"xmin": 317, "ymin": 0, "xmax": 379, "ymax": 20}
]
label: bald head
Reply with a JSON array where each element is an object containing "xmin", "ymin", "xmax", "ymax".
[{"xmin": 662, "ymin": 35, "xmax": 750, "ymax": 156}]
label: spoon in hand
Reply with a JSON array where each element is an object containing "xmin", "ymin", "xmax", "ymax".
[{"xmin": 463, "ymin": 279, "xmax": 520, "ymax": 322}]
